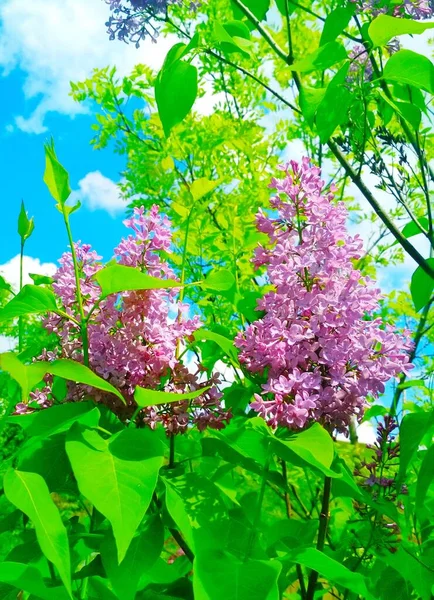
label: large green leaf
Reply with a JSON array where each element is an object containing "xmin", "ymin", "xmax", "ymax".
[
  {"xmin": 3, "ymin": 469, "xmax": 72, "ymax": 597},
  {"xmin": 155, "ymin": 50, "xmax": 198, "ymax": 137},
  {"xmin": 43, "ymin": 140, "xmax": 71, "ymax": 207},
  {"xmin": 193, "ymin": 549, "xmax": 281, "ymax": 600},
  {"xmin": 316, "ymin": 84, "xmax": 351, "ymax": 142},
  {"xmin": 293, "ymin": 548, "xmax": 375, "ymax": 600},
  {"xmin": 94, "ymin": 264, "xmax": 180, "ymax": 299},
  {"xmin": 66, "ymin": 425, "xmax": 164, "ymax": 562},
  {"xmin": 393, "ymin": 217, "xmax": 430, "ymax": 245},
  {"xmin": 290, "ymin": 41, "xmax": 347, "ymax": 73},
  {"xmin": 9, "ymin": 400, "xmax": 97, "ymax": 437},
  {"xmin": 320, "ymin": 6, "xmax": 355, "ymax": 46},
  {"xmin": 416, "ymin": 444, "xmax": 434, "ymax": 513},
  {"xmin": 101, "ymin": 515, "xmax": 164, "ymax": 600},
  {"xmin": 0, "ymin": 352, "xmax": 45, "ymax": 400},
  {"xmin": 134, "ymin": 385, "xmax": 210, "ymax": 408},
  {"xmin": 0, "ymin": 562, "xmax": 70, "ymax": 600},
  {"xmin": 0, "ymin": 285, "xmax": 58, "ymax": 322},
  {"xmin": 272, "ymin": 423, "xmax": 338, "ymax": 477},
  {"xmin": 383, "ymin": 50, "xmax": 434, "ymax": 94},
  {"xmin": 399, "ymin": 410, "xmax": 434, "ymax": 480},
  {"xmin": 410, "ymin": 258, "xmax": 434, "ymax": 311},
  {"xmin": 369, "ymin": 14, "xmax": 434, "ymax": 47},
  {"xmin": 213, "ymin": 21, "xmax": 253, "ymax": 56},
  {"xmin": 39, "ymin": 359, "xmax": 126, "ymax": 404}
]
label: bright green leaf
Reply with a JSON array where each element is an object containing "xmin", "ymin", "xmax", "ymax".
[
  {"xmin": 393, "ymin": 217, "xmax": 429, "ymax": 245},
  {"xmin": 29, "ymin": 273, "xmax": 54, "ymax": 285},
  {"xmin": 190, "ymin": 177, "xmax": 222, "ymax": 202},
  {"xmin": 316, "ymin": 84, "xmax": 351, "ymax": 142},
  {"xmin": 397, "ymin": 379, "xmax": 427, "ymax": 390},
  {"xmin": 290, "ymin": 41, "xmax": 347, "ymax": 73},
  {"xmin": 0, "ymin": 284, "xmax": 58, "ymax": 322},
  {"xmin": 0, "ymin": 352, "xmax": 45, "ymax": 400},
  {"xmin": 17, "ymin": 200, "xmax": 35, "ymax": 242},
  {"xmin": 201, "ymin": 269, "xmax": 236, "ymax": 292},
  {"xmin": 3, "ymin": 469, "xmax": 72, "ymax": 597},
  {"xmin": 293, "ymin": 548, "xmax": 375, "ymax": 600},
  {"xmin": 416, "ymin": 444, "xmax": 434, "ymax": 513},
  {"xmin": 369, "ymin": 14, "xmax": 434, "ymax": 47},
  {"xmin": 410, "ymin": 258, "xmax": 434, "ymax": 311},
  {"xmin": 155, "ymin": 53, "xmax": 198, "ymax": 137},
  {"xmin": 194, "ymin": 549, "xmax": 281, "ymax": 600},
  {"xmin": 0, "ymin": 274, "xmax": 13, "ymax": 295},
  {"xmin": 213, "ymin": 21, "xmax": 253, "ymax": 56},
  {"xmin": 134, "ymin": 385, "xmax": 210, "ymax": 408},
  {"xmin": 101, "ymin": 515, "xmax": 164, "ymax": 600},
  {"xmin": 66, "ymin": 425, "xmax": 164, "ymax": 563},
  {"xmin": 0, "ymin": 562, "xmax": 70, "ymax": 600},
  {"xmin": 94, "ymin": 264, "xmax": 180, "ymax": 299},
  {"xmin": 43, "ymin": 140, "xmax": 71, "ymax": 207},
  {"xmin": 383, "ymin": 50, "xmax": 434, "ymax": 94},
  {"xmin": 399, "ymin": 410, "xmax": 434, "ymax": 480},
  {"xmin": 9, "ymin": 401, "xmax": 97, "ymax": 438},
  {"xmin": 320, "ymin": 6, "xmax": 355, "ymax": 46}
]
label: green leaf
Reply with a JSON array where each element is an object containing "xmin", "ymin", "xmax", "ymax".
[
  {"xmin": 362, "ymin": 404, "xmax": 388, "ymax": 422},
  {"xmin": 416, "ymin": 444, "xmax": 434, "ymax": 513},
  {"xmin": 272, "ymin": 424, "xmax": 338, "ymax": 477},
  {"xmin": 101, "ymin": 515, "xmax": 164, "ymax": 600},
  {"xmin": 369, "ymin": 14, "xmax": 434, "ymax": 47},
  {"xmin": 397, "ymin": 378, "xmax": 427, "ymax": 390},
  {"xmin": 383, "ymin": 50, "xmax": 434, "ymax": 94},
  {"xmin": 201, "ymin": 269, "xmax": 236, "ymax": 292},
  {"xmin": 316, "ymin": 84, "xmax": 351, "ymax": 142},
  {"xmin": 9, "ymin": 400, "xmax": 97, "ymax": 437},
  {"xmin": 0, "ymin": 562, "xmax": 70, "ymax": 600},
  {"xmin": 18, "ymin": 200, "xmax": 35, "ymax": 242},
  {"xmin": 213, "ymin": 21, "xmax": 253, "ymax": 56},
  {"xmin": 393, "ymin": 217, "xmax": 429, "ymax": 245},
  {"xmin": 192, "ymin": 328, "xmax": 240, "ymax": 367},
  {"xmin": 29, "ymin": 273, "xmax": 55, "ymax": 285},
  {"xmin": 43, "ymin": 140, "xmax": 71, "ymax": 207},
  {"xmin": 190, "ymin": 177, "xmax": 222, "ymax": 202},
  {"xmin": 66, "ymin": 425, "xmax": 164, "ymax": 562},
  {"xmin": 0, "ymin": 274, "xmax": 13, "ymax": 295},
  {"xmin": 155, "ymin": 51, "xmax": 198, "ymax": 137},
  {"xmin": 0, "ymin": 284, "xmax": 58, "ymax": 322},
  {"xmin": 0, "ymin": 352, "xmax": 45, "ymax": 400},
  {"xmin": 134, "ymin": 385, "xmax": 210, "ymax": 408},
  {"xmin": 231, "ymin": 0, "xmax": 270, "ymax": 23},
  {"xmin": 410, "ymin": 258, "xmax": 434, "ymax": 311},
  {"xmin": 320, "ymin": 6, "xmax": 355, "ymax": 46},
  {"xmin": 38, "ymin": 359, "xmax": 126, "ymax": 404},
  {"xmin": 3, "ymin": 469, "xmax": 72, "ymax": 597},
  {"xmin": 300, "ymin": 87, "xmax": 327, "ymax": 128},
  {"xmin": 94, "ymin": 264, "xmax": 180, "ymax": 299},
  {"xmin": 377, "ymin": 89, "xmax": 421, "ymax": 131},
  {"xmin": 193, "ymin": 550, "xmax": 281, "ymax": 600},
  {"xmin": 290, "ymin": 41, "xmax": 347, "ymax": 73},
  {"xmin": 399, "ymin": 410, "xmax": 434, "ymax": 480},
  {"xmin": 293, "ymin": 548, "xmax": 375, "ymax": 600}
]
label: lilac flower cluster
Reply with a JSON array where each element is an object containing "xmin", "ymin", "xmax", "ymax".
[
  {"xmin": 350, "ymin": 0, "xmax": 434, "ymax": 19},
  {"xmin": 235, "ymin": 159, "xmax": 412, "ymax": 432},
  {"xmin": 24, "ymin": 206, "xmax": 230, "ymax": 434},
  {"xmin": 347, "ymin": 45, "xmax": 373, "ymax": 83},
  {"xmin": 105, "ymin": 0, "xmax": 198, "ymax": 46}
]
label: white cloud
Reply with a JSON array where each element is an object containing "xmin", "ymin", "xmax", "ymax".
[
  {"xmin": 0, "ymin": 255, "xmax": 57, "ymax": 291},
  {"xmin": 0, "ymin": 0, "xmax": 177, "ymax": 133},
  {"xmin": 71, "ymin": 170, "xmax": 125, "ymax": 216}
]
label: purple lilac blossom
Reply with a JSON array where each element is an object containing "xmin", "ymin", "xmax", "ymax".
[
  {"xmin": 22, "ymin": 205, "xmax": 230, "ymax": 435},
  {"xmin": 349, "ymin": 0, "xmax": 434, "ymax": 19},
  {"xmin": 235, "ymin": 158, "xmax": 413, "ymax": 433},
  {"xmin": 105, "ymin": 0, "xmax": 196, "ymax": 46}
]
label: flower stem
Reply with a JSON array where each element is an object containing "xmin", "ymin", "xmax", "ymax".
[
  {"xmin": 169, "ymin": 433, "xmax": 176, "ymax": 468},
  {"xmin": 62, "ymin": 212, "xmax": 90, "ymax": 366},
  {"xmin": 306, "ymin": 476, "xmax": 332, "ymax": 600},
  {"xmin": 18, "ymin": 240, "xmax": 24, "ymax": 353}
]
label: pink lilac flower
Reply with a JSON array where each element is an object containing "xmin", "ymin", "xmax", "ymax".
[
  {"xmin": 23, "ymin": 205, "xmax": 230, "ymax": 434},
  {"xmin": 349, "ymin": 0, "xmax": 433, "ymax": 19},
  {"xmin": 347, "ymin": 44, "xmax": 373, "ymax": 83},
  {"xmin": 235, "ymin": 158, "xmax": 412, "ymax": 432}
]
